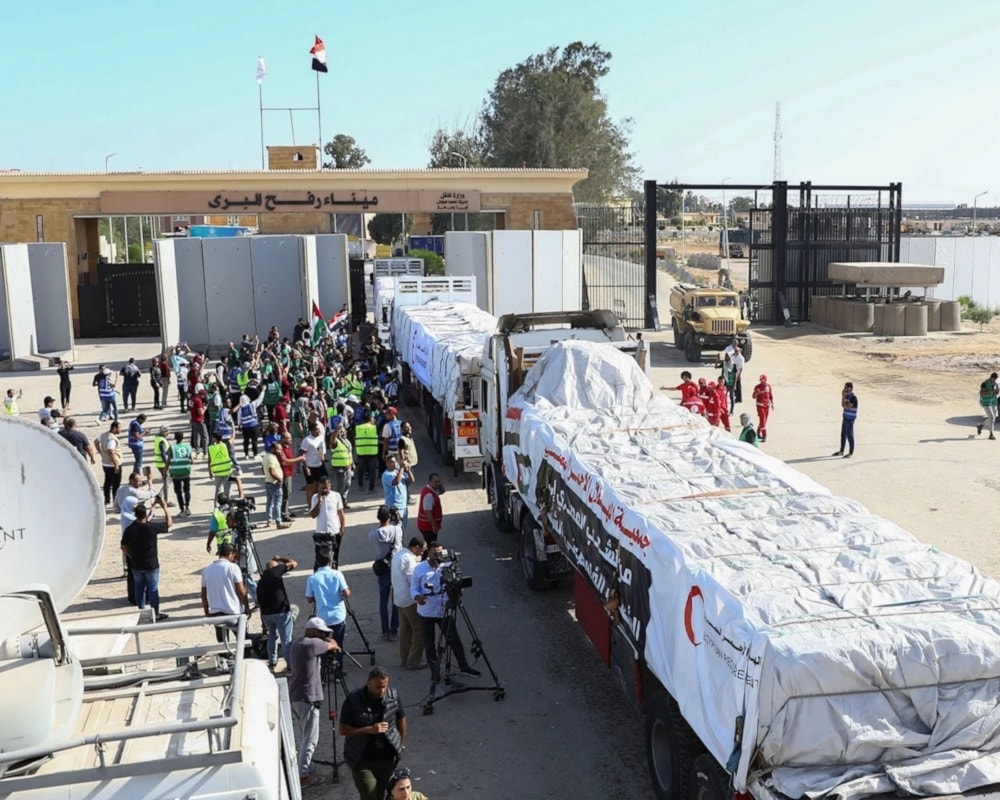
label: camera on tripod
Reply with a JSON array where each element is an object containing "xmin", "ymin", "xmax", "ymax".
[
  {"xmin": 229, "ymin": 496, "xmax": 256, "ymax": 530},
  {"xmin": 437, "ymin": 549, "xmax": 473, "ymax": 597}
]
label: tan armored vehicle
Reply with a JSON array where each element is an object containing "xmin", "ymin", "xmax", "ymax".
[{"xmin": 668, "ymin": 283, "xmax": 752, "ymax": 362}]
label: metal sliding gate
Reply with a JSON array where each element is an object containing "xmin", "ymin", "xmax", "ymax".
[
  {"xmin": 644, "ymin": 180, "xmax": 902, "ymax": 325},
  {"xmin": 578, "ymin": 204, "xmax": 649, "ymax": 328}
]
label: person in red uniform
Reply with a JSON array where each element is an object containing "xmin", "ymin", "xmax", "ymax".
[
  {"xmin": 715, "ymin": 381, "xmax": 731, "ymax": 431},
  {"xmin": 704, "ymin": 382, "xmax": 721, "ymax": 427},
  {"xmin": 416, "ymin": 473, "xmax": 446, "ymax": 545},
  {"xmin": 752, "ymin": 374, "xmax": 774, "ymax": 442},
  {"xmin": 663, "ymin": 371, "xmax": 705, "ymax": 416}
]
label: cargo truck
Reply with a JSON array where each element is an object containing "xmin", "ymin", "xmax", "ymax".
[
  {"xmin": 392, "ymin": 276, "xmax": 497, "ymax": 475},
  {"xmin": 0, "ymin": 417, "xmax": 300, "ymax": 800},
  {"xmin": 482, "ymin": 330, "xmax": 1000, "ymax": 800},
  {"xmin": 480, "ymin": 310, "xmax": 649, "ymax": 589}
]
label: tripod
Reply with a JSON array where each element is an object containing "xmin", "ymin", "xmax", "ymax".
[
  {"xmin": 343, "ymin": 597, "xmax": 377, "ymax": 667},
  {"xmin": 422, "ymin": 592, "xmax": 505, "ymax": 715},
  {"xmin": 236, "ymin": 525, "xmax": 262, "ymax": 600},
  {"xmin": 313, "ymin": 647, "xmax": 362, "ymax": 779}
]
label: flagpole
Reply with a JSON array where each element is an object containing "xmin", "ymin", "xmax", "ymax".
[
  {"xmin": 315, "ymin": 70, "xmax": 323, "ymax": 164},
  {"xmin": 258, "ymin": 82, "xmax": 265, "ymax": 169}
]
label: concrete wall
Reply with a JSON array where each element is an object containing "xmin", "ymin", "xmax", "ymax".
[
  {"xmin": 26, "ymin": 243, "xmax": 75, "ymax": 355},
  {"xmin": 900, "ymin": 237, "xmax": 1000, "ymax": 309},
  {"xmin": 312, "ymin": 234, "xmax": 350, "ymax": 318},
  {"xmin": 155, "ymin": 235, "xmax": 317, "ymax": 351},
  {"xmin": 0, "ymin": 244, "xmax": 38, "ymax": 359},
  {"xmin": 493, "ymin": 230, "xmax": 534, "ymax": 315}
]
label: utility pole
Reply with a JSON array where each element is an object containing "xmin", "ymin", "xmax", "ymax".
[{"xmin": 773, "ymin": 102, "xmax": 782, "ymax": 182}]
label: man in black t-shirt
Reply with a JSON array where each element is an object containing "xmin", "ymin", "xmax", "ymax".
[
  {"xmin": 258, "ymin": 555, "xmax": 298, "ymax": 672},
  {"xmin": 58, "ymin": 417, "xmax": 96, "ymax": 463},
  {"xmin": 339, "ymin": 666, "xmax": 407, "ymax": 800},
  {"xmin": 120, "ymin": 504, "xmax": 168, "ymax": 621}
]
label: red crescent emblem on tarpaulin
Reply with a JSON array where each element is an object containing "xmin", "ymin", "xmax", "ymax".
[{"xmin": 684, "ymin": 586, "xmax": 704, "ymax": 646}]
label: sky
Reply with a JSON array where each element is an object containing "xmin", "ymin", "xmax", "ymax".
[{"xmin": 1, "ymin": 0, "xmax": 998, "ymax": 204}]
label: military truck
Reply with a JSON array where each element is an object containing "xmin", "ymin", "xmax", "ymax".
[{"xmin": 668, "ymin": 283, "xmax": 752, "ymax": 362}]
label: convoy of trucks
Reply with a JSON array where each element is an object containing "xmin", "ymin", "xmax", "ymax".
[{"xmin": 0, "ymin": 417, "xmax": 299, "ymax": 800}]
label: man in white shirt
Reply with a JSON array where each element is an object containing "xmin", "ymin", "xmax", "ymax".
[
  {"xmin": 392, "ymin": 535, "xmax": 426, "ymax": 669},
  {"xmin": 724, "ymin": 339, "xmax": 746, "ymax": 405},
  {"xmin": 299, "ymin": 421, "xmax": 328, "ymax": 510},
  {"xmin": 201, "ymin": 543, "xmax": 252, "ymax": 646},
  {"xmin": 309, "ymin": 475, "xmax": 345, "ymax": 569}
]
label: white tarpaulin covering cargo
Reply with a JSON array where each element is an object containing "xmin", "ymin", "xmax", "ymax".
[
  {"xmin": 393, "ymin": 301, "xmax": 497, "ymax": 409},
  {"xmin": 503, "ymin": 340, "xmax": 1000, "ymax": 800}
]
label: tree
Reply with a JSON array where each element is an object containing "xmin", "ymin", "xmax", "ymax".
[
  {"xmin": 729, "ymin": 196, "xmax": 755, "ymax": 213},
  {"xmin": 323, "ymin": 133, "xmax": 371, "ymax": 169},
  {"xmin": 427, "ymin": 125, "xmax": 485, "ymax": 169},
  {"xmin": 656, "ymin": 181, "xmax": 682, "ymax": 218},
  {"xmin": 367, "ymin": 213, "xmax": 411, "ymax": 246},
  {"xmin": 479, "ymin": 42, "xmax": 638, "ymax": 202}
]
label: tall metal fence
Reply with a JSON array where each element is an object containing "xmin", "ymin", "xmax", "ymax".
[{"xmin": 577, "ymin": 204, "xmax": 647, "ymax": 328}]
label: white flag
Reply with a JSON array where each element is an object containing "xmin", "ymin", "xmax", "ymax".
[{"xmin": 256, "ymin": 56, "xmax": 267, "ymax": 85}]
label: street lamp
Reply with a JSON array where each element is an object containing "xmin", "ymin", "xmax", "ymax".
[
  {"xmin": 973, "ymin": 190, "xmax": 988, "ymax": 235},
  {"xmin": 104, "ymin": 153, "xmax": 118, "ymax": 172},
  {"xmin": 721, "ymin": 178, "xmax": 731, "ymax": 280}
]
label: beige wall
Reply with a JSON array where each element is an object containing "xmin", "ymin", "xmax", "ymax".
[{"xmin": 0, "ymin": 169, "xmax": 585, "ymax": 332}]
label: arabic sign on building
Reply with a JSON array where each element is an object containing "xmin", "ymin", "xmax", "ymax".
[{"xmin": 99, "ymin": 189, "xmax": 481, "ymax": 215}]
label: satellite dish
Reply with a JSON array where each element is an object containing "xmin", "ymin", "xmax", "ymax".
[{"xmin": 0, "ymin": 417, "xmax": 105, "ymax": 639}]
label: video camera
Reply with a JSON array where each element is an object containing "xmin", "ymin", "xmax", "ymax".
[
  {"xmin": 229, "ymin": 496, "xmax": 256, "ymax": 532},
  {"xmin": 436, "ymin": 549, "xmax": 473, "ymax": 598}
]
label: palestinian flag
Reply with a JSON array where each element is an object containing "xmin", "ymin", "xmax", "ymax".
[
  {"xmin": 309, "ymin": 36, "xmax": 328, "ymax": 73},
  {"xmin": 311, "ymin": 301, "xmax": 327, "ymax": 346}
]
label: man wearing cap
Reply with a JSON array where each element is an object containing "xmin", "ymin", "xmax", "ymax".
[
  {"xmin": 93, "ymin": 364, "xmax": 118, "ymax": 422},
  {"xmin": 288, "ymin": 616, "xmax": 340, "ymax": 788},
  {"xmin": 380, "ymin": 406, "xmax": 403, "ymax": 464},
  {"xmin": 737, "ymin": 412, "xmax": 758, "ymax": 446},
  {"xmin": 38, "ymin": 395, "xmax": 56, "ymax": 427},
  {"xmin": 752, "ymin": 374, "xmax": 774, "ymax": 442}
]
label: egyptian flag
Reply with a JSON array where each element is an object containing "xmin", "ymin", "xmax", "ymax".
[
  {"xmin": 311, "ymin": 301, "xmax": 328, "ymax": 346},
  {"xmin": 309, "ymin": 36, "xmax": 328, "ymax": 73}
]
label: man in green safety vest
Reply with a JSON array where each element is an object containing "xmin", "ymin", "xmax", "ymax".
[
  {"xmin": 737, "ymin": 412, "xmax": 758, "ymax": 447},
  {"xmin": 206, "ymin": 492, "xmax": 236, "ymax": 555},
  {"xmin": 152, "ymin": 425, "xmax": 172, "ymax": 506},
  {"xmin": 165, "ymin": 431, "xmax": 193, "ymax": 516},
  {"xmin": 354, "ymin": 412, "xmax": 380, "ymax": 493},
  {"xmin": 329, "ymin": 423, "xmax": 355, "ymax": 509},
  {"xmin": 207, "ymin": 431, "xmax": 245, "ymax": 499}
]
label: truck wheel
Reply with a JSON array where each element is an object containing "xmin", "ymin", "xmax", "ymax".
[
  {"xmin": 644, "ymin": 693, "xmax": 705, "ymax": 800},
  {"xmin": 741, "ymin": 335, "xmax": 753, "ymax": 362},
  {"xmin": 691, "ymin": 753, "xmax": 730, "ymax": 800},
  {"xmin": 672, "ymin": 319, "xmax": 681, "ymax": 347},
  {"xmin": 519, "ymin": 514, "xmax": 549, "ymax": 591},
  {"xmin": 684, "ymin": 331, "xmax": 701, "ymax": 363},
  {"xmin": 486, "ymin": 467, "xmax": 509, "ymax": 531}
]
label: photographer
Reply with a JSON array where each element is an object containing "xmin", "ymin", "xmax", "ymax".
[
  {"xmin": 310, "ymin": 475, "xmax": 346, "ymax": 569},
  {"xmin": 289, "ymin": 616, "xmax": 341, "ymax": 789},
  {"xmin": 120, "ymin": 495, "xmax": 173, "ymax": 612},
  {"xmin": 368, "ymin": 506, "xmax": 403, "ymax": 642},
  {"xmin": 304, "ymin": 551, "xmax": 350, "ymax": 663},
  {"xmin": 410, "ymin": 543, "xmax": 480, "ymax": 684},
  {"xmin": 339, "ymin": 666, "xmax": 407, "ymax": 800},
  {"xmin": 206, "ymin": 492, "xmax": 236, "ymax": 555},
  {"xmin": 381, "ymin": 455, "xmax": 412, "ymax": 530}
]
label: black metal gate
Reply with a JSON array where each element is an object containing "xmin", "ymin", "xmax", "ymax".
[
  {"xmin": 78, "ymin": 263, "xmax": 160, "ymax": 338},
  {"xmin": 578, "ymin": 204, "xmax": 648, "ymax": 328}
]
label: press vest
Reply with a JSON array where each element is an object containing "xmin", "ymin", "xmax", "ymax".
[
  {"xmin": 417, "ymin": 486, "xmax": 442, "ymax": 533},
  {"xmin": 238, "ymin": 403, "xmax": 258, "ymax": 428},
  {"xmin": 208, "ymin": 442, "xmax": 232, "ymax": 477},
  {"xmin": 384, "ymin": 419, "xmax": 402, "ymax": 453},
  {"xmin": 212, "ymin": 509, "xmax": 232, "ymax": 545},
  {"xmin": 342, "ymin": 687, "xmax": 403, "ymax": 768},
  {"xmin": 354, "ymin": 422, "xmax": 379, "ymax": 456},
  {"xmin": 153, "ymin": 435, "xmax": 169, "ymax": 468},
  {"xmin": 330, "ymin": 438, "xmax": 352, "ymax": 468},
  {"xmin": 216, "ymin": 410, "xmax": 234, "ymax": 439},
  {"xmin": 738, "ymin": 425, "xmax": 758, "ymax": 446},
  {"xmin": 227, "ymin": 368, "xmax": 241, "ymax": 394},
  {"xmin": 263, "ymin": 380, "xmax": 282, "ymax": 405},
  {"xmin": 168, "ymin": 442, "xmax": 193, "ymax": 477},
  {"xmin": 97, "ymin": 375, "xmax": 115, "ymax": 400}
]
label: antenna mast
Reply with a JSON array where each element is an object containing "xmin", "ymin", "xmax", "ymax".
[{"xmin": 773, "ymin": 101, "xmax": 782, "ymax": 181}]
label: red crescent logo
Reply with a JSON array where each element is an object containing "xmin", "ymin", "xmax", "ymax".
[{"xmin": 684, "ymin": 586, "xmax": 704, "ymax": 646}]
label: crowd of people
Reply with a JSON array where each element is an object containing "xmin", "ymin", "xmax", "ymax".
[{"xmin": 5, "ymin": 313, "xmax": 462, "ymax": 797}]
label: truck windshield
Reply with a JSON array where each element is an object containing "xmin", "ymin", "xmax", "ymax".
[
  {"xmin": 718, "ymin": 297, "xmax": 737, "ymax": 307},
  {"xmin": 697, "ymin": 297, "xmax": 717, "ymax": 307}
]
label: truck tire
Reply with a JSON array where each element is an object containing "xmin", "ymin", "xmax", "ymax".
[
  {"xmin": 672, "ymin": 319, "xmax": 681, "ymax": 348},
  {"xmin": 684, "ymin": 331, "xmax": 701, "ymax": 363},
  {"xmin": 519, "ymin": 514, "xmax": 549, "ymax": 591},
  {"xmin": 644, "ymin": 692, "xmax": 706, "ymax": 800},
  {"xmin": 741, "ymin": 334, "xmax": 753, "ymax": 362},
  {"xmin": 691, "ymin": 753, "xmax": 730, "ymax": 800},
  {"xmin": 486, "ymin": 466, "xmax": 511, "ymax": 531}
]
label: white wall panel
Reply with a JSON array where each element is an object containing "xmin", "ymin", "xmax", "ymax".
[
  {"xmin": 445, "ymin": 232, "xmax": 491, "ymax": 311},
  {"xmin": 26, "ymin": 243, "xmax": 74, "ymax": 354},
  {"xmin": 249, "ymin": 236, "xmax": 305, "ymax": 336},
  {"xmin": 561, "ymin": 229, "xmax": 583, "ymax": 310},
  {"xmin": 531, "ymin": 231, "xmax": 564, "ymax": 313},
  {"xmin": 154, "ymin": 240, "xmax": 182, "ymax": 351},
  {"xmin": 0, "ymin": 244, "xmax": 37, "ymax": 358},
  {"xmin": 204, "ymin": 239, "xmax": 255, "ymax": 346},
  {"xmin": 314, "ymin": 235, "xmax": 350, "ymax": 318},
  {"xmin": 173, "ymin": 238, "xmax": 210, "ymax": 349},
  {"xmin": 492, "ymin": 230, "xmax": 533, "ymax": 315},
  {"xmin": 301, "ymin": 236, "xmax": 320, "ymax": 316}
]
